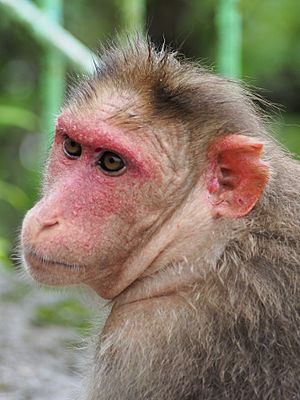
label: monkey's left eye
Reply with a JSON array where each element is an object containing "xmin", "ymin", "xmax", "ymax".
[
  {"xmin": 97, "ymin": 151, "xmax": 126, "ymax": 175},
  {"xmin": 63, "ymin": 136, "xmax": 82, "ymax": 159}
]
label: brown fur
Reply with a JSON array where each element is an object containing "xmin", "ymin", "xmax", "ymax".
[{"xmin": 40, "ymin": 37, "xmax": 300, "ymax": 399}]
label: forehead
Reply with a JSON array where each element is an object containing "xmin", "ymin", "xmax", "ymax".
[
  {"xmin": 63, "ymin": 87, "xmax": 144, "ymax": 130},
  {"xmin": 58, "ymin": 89, "xmax": 181, "ymax": 156},
  {"xmin": 60, "ymin": 88, "xmax": 137, "ymax": 134},
  {"xmin": 56, "ymin": 110, "xmax": 142, "ymax": 155}
]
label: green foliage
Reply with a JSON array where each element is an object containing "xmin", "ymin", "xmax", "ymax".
[
  {"xmin": 0, "ymin": 180, "xmax": 31, "ymax": 211},
  {"xmin": 242, "ymin": 0, "xmax": 300, "ymax": 79},
  {"xmin": 0, "ymin": 238, "xmax": 12, "ymax": 268},
  {"xmin": 275, "ymin": 114, "xmax": 300, "ymax": 158},
  {"xmin": 32, "ymin": 298, "xmax": 94, "ymax": 333},
  {"xmin": 0, "ymin": 105, "xmax": 38, "ymax": 131}
]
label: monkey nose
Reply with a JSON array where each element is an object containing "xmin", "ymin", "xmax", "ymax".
[
  {"xmin": 40, "ymin": 217, "xmax": 59, "ymax": 229},
  {"xmin": 35, "ymin": 214, "xmax": 60, "ymax": 237},
  {"xmin": 22, "ymin": 208, "xmax": 60, "ymax": 244}
]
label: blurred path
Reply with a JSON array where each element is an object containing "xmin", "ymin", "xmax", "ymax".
[{"xmin": 0, "ymin": 268, "xmax": 83, "ymax": 400}]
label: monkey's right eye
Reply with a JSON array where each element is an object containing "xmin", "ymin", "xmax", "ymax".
[{"xmin": 63, "ymin": 136, "xmax": 82, "ymax": 159}]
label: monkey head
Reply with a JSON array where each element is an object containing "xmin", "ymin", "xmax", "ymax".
[{"xmin": 21, "ymin": 40, "xmax": 268, "ymax": 302}]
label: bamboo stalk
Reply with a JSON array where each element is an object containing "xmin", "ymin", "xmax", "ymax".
[
  {"xmin": 118, "ymin": 0, "xmax": 146, "ymax": 32},
  {"xmin": 38, "ymin": 0, "xmax": 65, "ymax": 148},
  {"xmin": 216, "ymin": 0, "xmax": 242, "ymax": 78},
  {"xmin": 0, "ymin": 0, "xmax": 95, "ymax": 73}
]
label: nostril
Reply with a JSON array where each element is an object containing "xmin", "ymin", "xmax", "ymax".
[{"xmin": 40, "ymin": 219, "xmax": 59, "ymax": 229}]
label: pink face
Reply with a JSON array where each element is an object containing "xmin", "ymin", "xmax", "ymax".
[
  {"xmin": 21, "ymin": 111, "xmax": 166, "ymax": 298},
  {"xmin": 21, "ymin": 105, "xmax": 268, "ymax": 301}
]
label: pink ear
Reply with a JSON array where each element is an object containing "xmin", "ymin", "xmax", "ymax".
[{"xmin": 206, "ymin": 135, "xmax": 269, "ymax": 218}]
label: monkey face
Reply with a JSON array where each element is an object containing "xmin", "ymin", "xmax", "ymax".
[
  {"xmin": 21, "ymin": 109, "xmax": 175, "ymax": 299},
  {"xmin": 21, "ymin": 109, "xmax": 268, "ymax": 300}
]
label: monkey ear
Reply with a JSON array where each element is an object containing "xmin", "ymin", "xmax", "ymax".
[{"xmin": 206, "ymin": 134, "xmax": 269, "ymax": 218}]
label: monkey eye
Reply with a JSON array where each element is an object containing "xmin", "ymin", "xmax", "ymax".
[
  {"xmin": 97, "ymin": 151, "xmax": 126, "ymax": 175},
  {"xmin": 63, "ymin": 136, "xmax": 82, "ymax": 159}
]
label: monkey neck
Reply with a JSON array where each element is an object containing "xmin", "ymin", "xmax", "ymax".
[
  {"xmin": 104, "ymin": 292, "xmax": 187, "ymax": 335},
  {"xmin": 104, "ymin": 194, "xmax": 227, "ymax": 329},
  {"xmin": 114, "ymin": 260, "xmax": 203, "ymax": 308}
]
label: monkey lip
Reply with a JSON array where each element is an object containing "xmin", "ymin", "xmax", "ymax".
[{"xmin": 24, "ymin": 249, "xmax": 84, "ymax": 273}]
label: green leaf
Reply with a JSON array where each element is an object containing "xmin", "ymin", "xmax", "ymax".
[
  {"xmin": 0, "ymin": 105, "xmax": 38, "ymax": 131},
  {"xmin": 0, "ymin": 180, "xmax": 31, "ymax": 211}
]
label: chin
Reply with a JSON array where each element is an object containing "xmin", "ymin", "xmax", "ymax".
[{"xmin": 22, "ymin": 248, "xmax": 86, "ymax": 286}]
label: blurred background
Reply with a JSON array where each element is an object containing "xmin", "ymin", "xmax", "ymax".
[{"xmin": 0, "ymin": 0, "xmax": 299, "ymax": 398}]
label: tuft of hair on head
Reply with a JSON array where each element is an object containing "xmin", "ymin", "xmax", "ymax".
[{"xmin": 66, "ymin": 35, "xmax": 273, "ymax": 151}]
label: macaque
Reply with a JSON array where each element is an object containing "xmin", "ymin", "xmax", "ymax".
[{"xmin": 21, "ymin": 37, "xmax": 300, "ymax": 400}]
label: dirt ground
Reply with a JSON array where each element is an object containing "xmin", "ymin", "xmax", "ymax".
[{"xmin": 0, "ymin": 268, "xmax": 101, "ymax": 400}]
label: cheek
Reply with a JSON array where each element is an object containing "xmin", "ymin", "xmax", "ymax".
[
  {"xmin": 27, "ymin": 171, "xmax": 151, "ymax": 250},
  {"xmin": 26, "ymin": 141, "xmax": 165, "ymax": 263},
  {"xmin": 76, "ymin": 176, "xmax": 138, "ymax": 219}
]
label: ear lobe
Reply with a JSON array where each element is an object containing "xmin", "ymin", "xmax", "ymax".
[{"xmin": 206, "ymin": 135, "xmax": 269, "ymax": 218}]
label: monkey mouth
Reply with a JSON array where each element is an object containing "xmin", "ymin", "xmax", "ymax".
[{"xmin": 23, "ymin": 249, "xmax": 84, "ymax": 273}]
